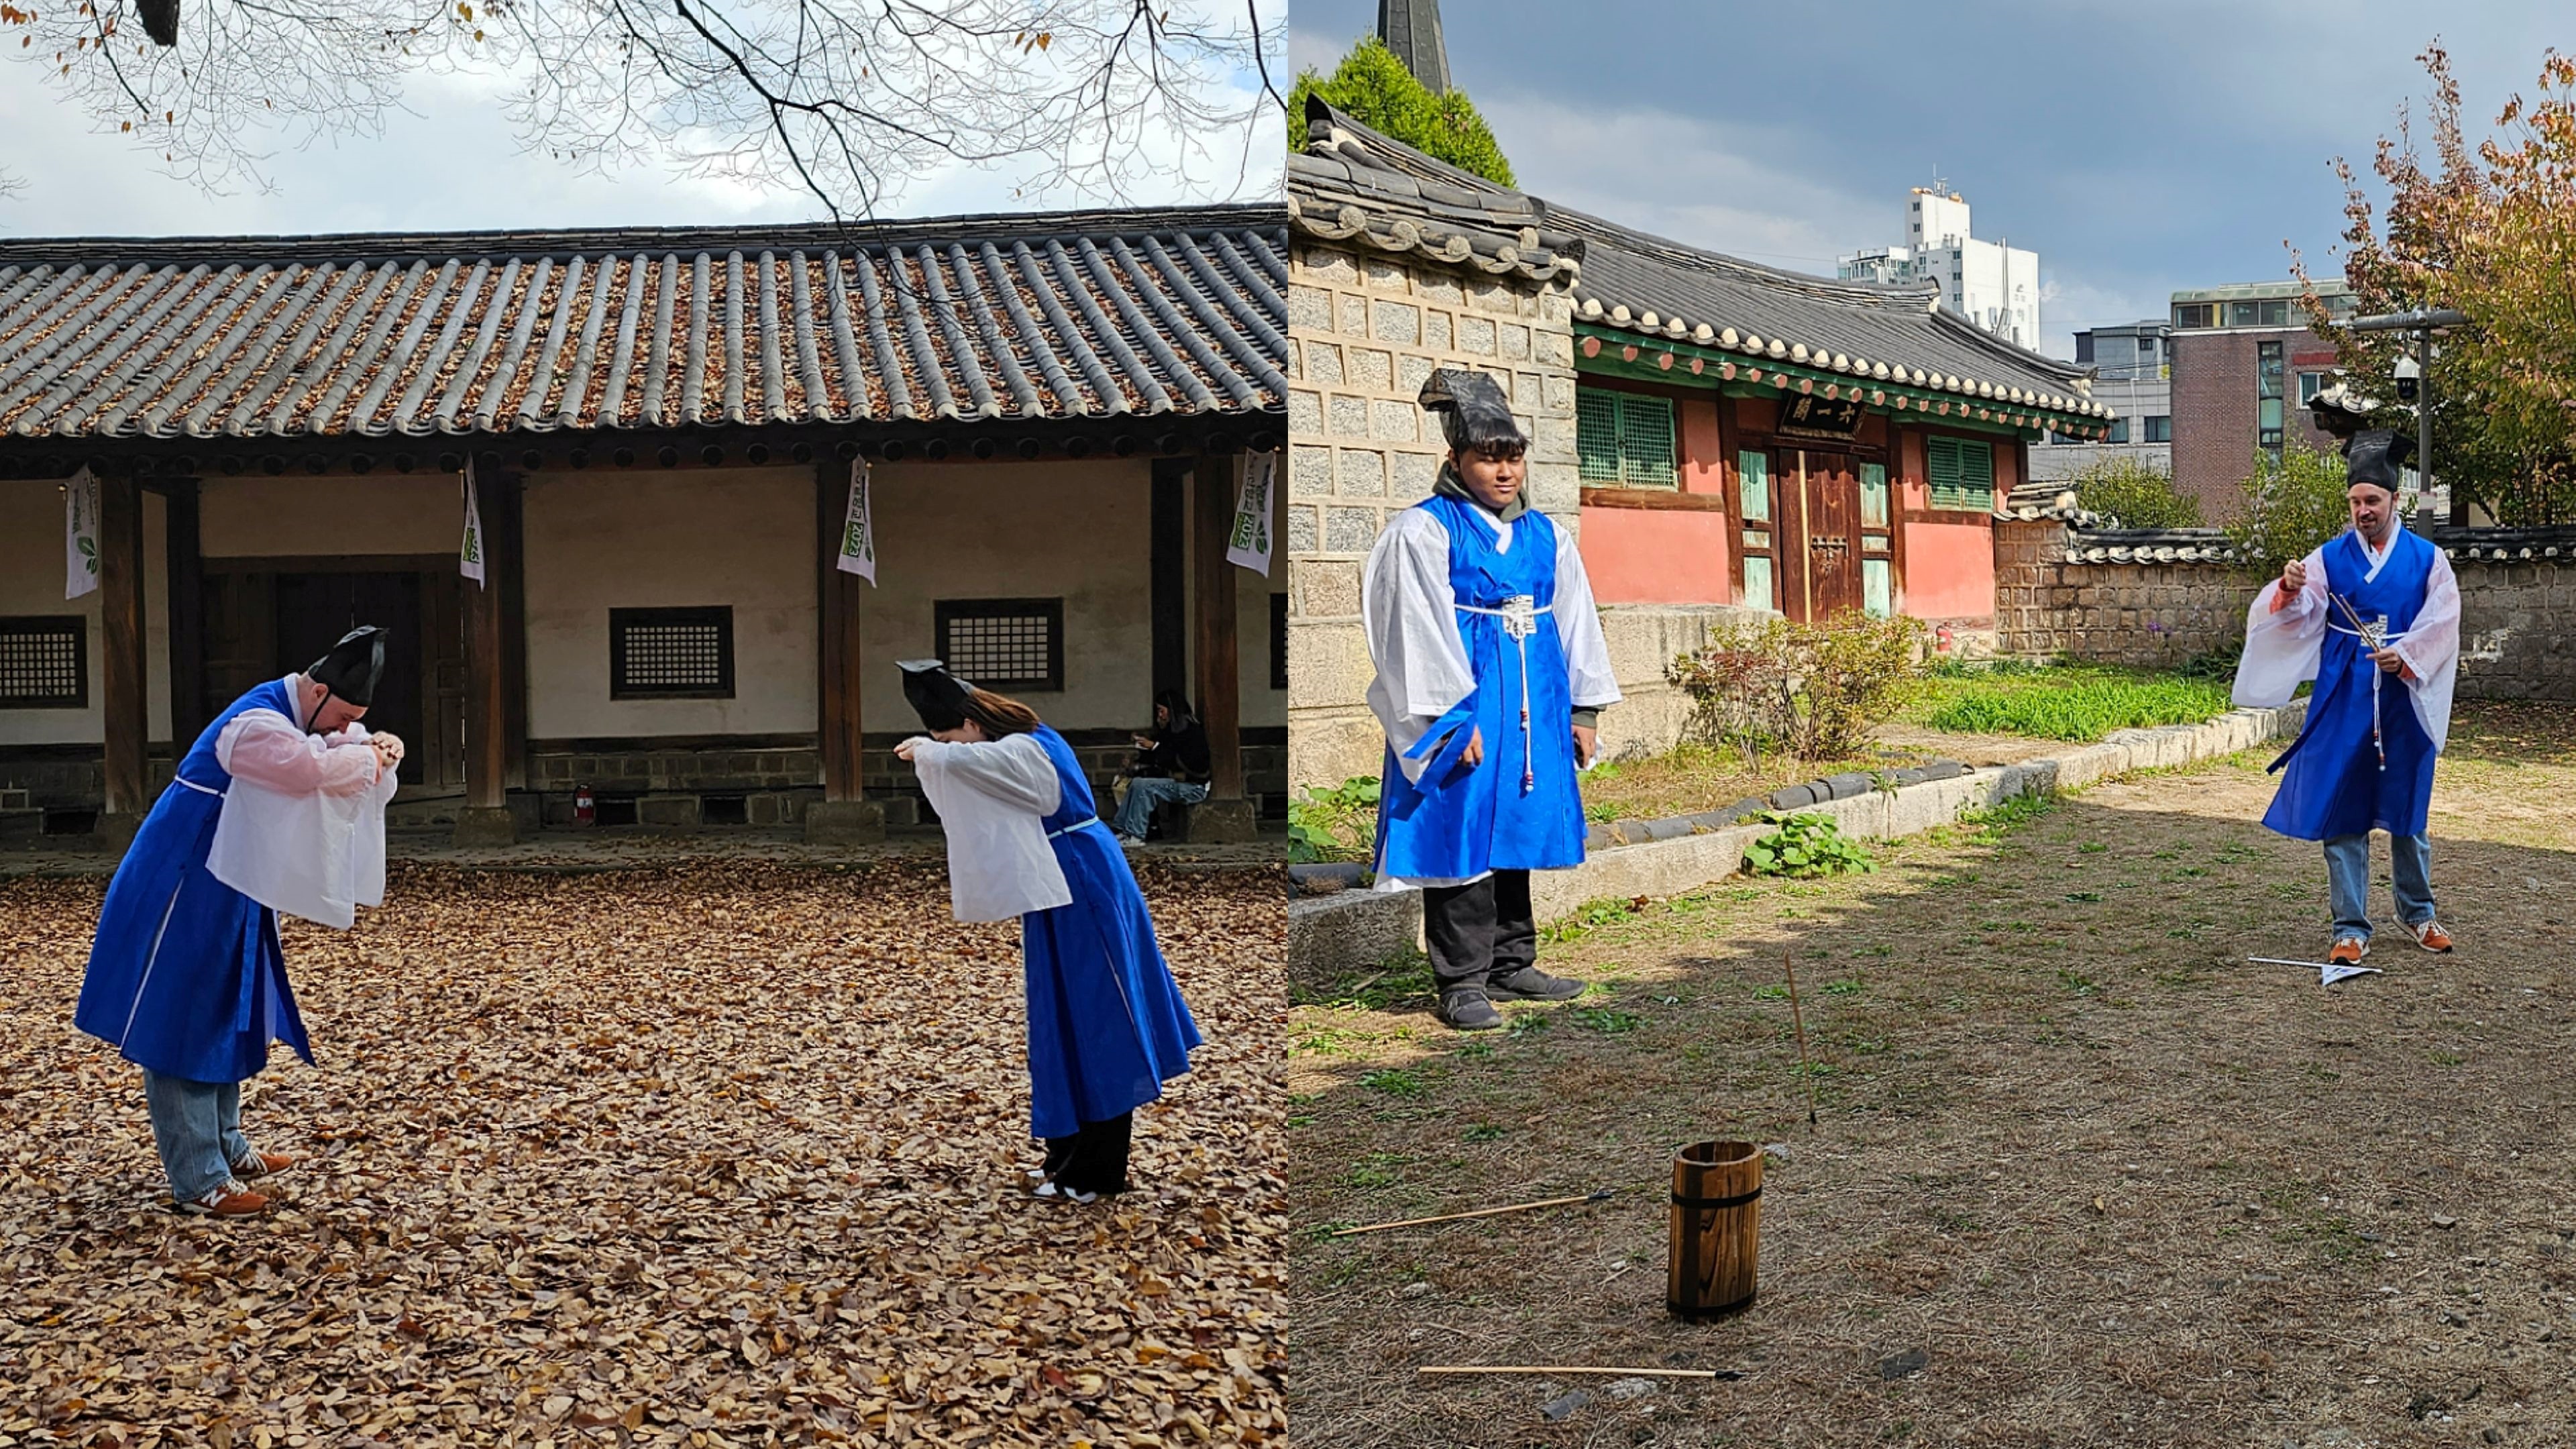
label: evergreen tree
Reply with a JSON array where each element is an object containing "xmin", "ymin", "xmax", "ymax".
[{"xmin": 1289, "ymin": 37, "xmax": 1515, "ymax": 187}]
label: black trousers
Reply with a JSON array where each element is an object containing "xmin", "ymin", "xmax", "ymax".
[
  {"xmin": 1041, "ymin": 1112, "xmax": 1134, "ymax": 1196},
  {"xmin": 1422, "ymin": 869, "xmax": 1536, "ymax": 994}
]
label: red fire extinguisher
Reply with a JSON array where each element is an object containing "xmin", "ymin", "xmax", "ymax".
[{"xmin": 574, "ymin": 785, "xmax": 595, "ymax": 826}]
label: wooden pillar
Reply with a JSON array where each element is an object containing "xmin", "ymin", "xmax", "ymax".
[
  {"xmin": 454, "ymin": 469, "xmax": 518, "ymax": 845},
  {"xmin": 1187, "ymin": 454, "xmax": 1254, "ymax": 843},
  {"xmin": 162, "ymin": 479, "xmax": 207, "ymax": 751},
  {"xmin": 808, "ymin": 458, "xmax": 884, "ymax": 843},
  {"xmin": 494, "ymin": 475, "xmax": 529, "ymax": 791},
  {"xmin": 97, "ymin": 472, "xmax": 150, "ymax": 840}
]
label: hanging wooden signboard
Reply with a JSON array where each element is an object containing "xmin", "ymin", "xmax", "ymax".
[{"xmin": 1776, "ymin": 390, "xmax": 1867, "ymax": 440}]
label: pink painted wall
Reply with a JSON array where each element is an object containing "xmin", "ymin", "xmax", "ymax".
[
  {"xmin": 1894, "ymin": 424, "xmax": 2011, "ymax": 625},
  {"xmin": 1579, "ymin": 392, "xmax": 1735, "ymax": 607},
  {"xmin": 1582, "ymin": 508, "xmax": 1734, "ymax": 604}
]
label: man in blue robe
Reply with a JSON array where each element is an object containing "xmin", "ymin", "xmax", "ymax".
[
  {"xmin": 76, "ymin": 627, "xmax": 403, "ymax": 1216},
  {"xmin": 2234, "ymin": 430, "xmax": 2463, "ymax": 965},
  {"xmin": 1362, "ymin": 370, "xmax": 1623, "ymax": 1030},
  {"xmin": 895, "ymin": 659, "xmax": 1200, "ymax": 1202}
]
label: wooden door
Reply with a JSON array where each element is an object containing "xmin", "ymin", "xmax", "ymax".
[
  {"xmin": 419, "ymin": 571, "xmax": 468, "ymax": 792},
  {"xmin": 1798, "ymin": 451, "xmax": 1864, "ymax": 621},
  {"xmin": 274, "ymin": 573, "xmax": 427, "ymax": 788}
]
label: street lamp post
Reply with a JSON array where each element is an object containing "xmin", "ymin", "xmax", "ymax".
[{"xmin": 2339, "ymin": 307, "xmax": 2469, "ymax": 524}]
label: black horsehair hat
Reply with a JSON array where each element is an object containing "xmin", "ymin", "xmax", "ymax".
[
  {"xmin": 306, "ymin": 626, "xmax": 388, "ymax": 708},
  {"xmin": 1419, "ymin": 368, "xmax": 1527, "ymax": 455},
  {"xmin": 2345, "ymin": 429, "xmax": 2417, "ymax": 496},
  {"xmin": 898, "ymin": 659, "xmax": 975, "ymax": 733}
]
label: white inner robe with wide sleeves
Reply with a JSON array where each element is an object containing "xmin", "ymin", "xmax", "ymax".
[
  {"xmin": 207, "ymin": 674, "xmax": 399, "ymax": 930},
  {"xmin": 2233, "ymin": 534, "xmax": 2463, "ymax": 754},
  {"xmin": 906, "ymin": 733, "xmax": 1075, "ymax": 923}
]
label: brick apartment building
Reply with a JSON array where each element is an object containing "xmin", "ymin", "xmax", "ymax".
[{"xmin": 2167, "ymin": 278, "xmax": 2355, "ymax": 519}]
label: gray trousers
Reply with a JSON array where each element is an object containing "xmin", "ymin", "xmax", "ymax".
[{"xmin": 142, "ymin": 1070, "xmax": 254, "ymax": 1201}]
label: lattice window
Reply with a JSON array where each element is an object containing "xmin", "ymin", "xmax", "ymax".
[
  {"xmin": 1925, "ymin": 437, "xmax": 1995, "ymax": 512},
  {"xmin": 936, "ymin": 598, "xmax": 1064, "ymax": 693},
  {"xmin": 1575, "ymin": 388, "xmax": 1677, "ymax": 488},
  {"xmin": 610, "ymin": 607, "xmax": 735, "ymax": 699},
  {"xmin": 0, "ymin": 617, "xmax": 85, "ymax": 708}
]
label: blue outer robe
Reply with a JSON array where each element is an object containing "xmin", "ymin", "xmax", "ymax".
[
  {"xmin": 2262, "ymin": 527, "xmax": 2443, "ymax": 841},
  {"xmin": 1374, "ymin": 492, "xmax": 1587, "ymax": 881},
  {"xmin": 74, "ymin": 679, "xmax": 312, "ymax": 1084},
  {"xmin": 1021, "ymin": 725, "xmax": 1201, "ymax": 1138}
]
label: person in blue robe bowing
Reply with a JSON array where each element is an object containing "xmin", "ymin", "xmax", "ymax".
[
  {"xmin": 894, "ymin": 660, "xmax": 1201, "ymax": 1203},
  {"xmin": 2233, "ymin": 429, "xmax": 2463, "ymax": 965},
  {"xmin": 76, "ymin": 627, "xmax": 405, "ymax": 1216},
  {"xmin": 1362, "ymin": 369, "xmax": 1623, "ymax": 1031}
]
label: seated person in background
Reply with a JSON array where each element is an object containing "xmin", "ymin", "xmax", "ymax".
[{"xmin": 1110, "ymin": 690, "xmax": 1212, "ymax": 843}]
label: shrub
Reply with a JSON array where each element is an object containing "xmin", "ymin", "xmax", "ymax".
[
  {"xmin": 2068, "ymin": 457, "xmax": 2202, "ymax": 529},
  {"xmin": 1667, "ymin": 613, "xmax": 1929, "ymax": 761},
  {"xmin": 1288, "ymin": 38, "xmax": 1516, "ymax": 186},
  {"xmin": 2226, "ymin": 443, "xmax": 2353, "ymax": 566},
  {"xmin": 1287, "ymin": 775, "xmax": 1379, "ymax": 864}
]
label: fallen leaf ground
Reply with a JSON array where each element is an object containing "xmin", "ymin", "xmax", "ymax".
[
  {"xmin": 1289, "ymin": 702, "xmax": 2576, "ymax": 1448},
  {"xmin": 2, "ymin": 861, "xmax": 1285, "ymax": 1448}
]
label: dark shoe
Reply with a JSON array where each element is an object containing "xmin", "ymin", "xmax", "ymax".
[
  {"xmin": 1437, "ymin": 989, "xmax": 1504, "ymax": 1032},
  {"xmin": 1487, "ymin": 966, "xmax": 1585, "ymax": 1002}
]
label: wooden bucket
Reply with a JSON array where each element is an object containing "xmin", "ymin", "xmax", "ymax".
[{"xmin": 1668, "ymin": 1140, "xmax": 1761, "ymax": 1320}]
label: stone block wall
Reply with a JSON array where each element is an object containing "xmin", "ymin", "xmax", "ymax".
[
  {"xmin": 1994, "ymin": 519, "xmax": 2576, "ymax": 699},
  {"xmin": 1285, "ymin": 241, "xmax": 1581, "ymax": 790},
  {"xmin": 1992, "ymin": 520, "xmax": 2255, "ymax": 668}
]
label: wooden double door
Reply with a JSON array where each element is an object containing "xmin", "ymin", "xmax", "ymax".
[
  {"xmin": 198, "ymin": 562, "xmax": 468, "ymax": 793},
  {"xmin": 1752, "ymin": 447, "xmax": 1897, "ymax": 623}
]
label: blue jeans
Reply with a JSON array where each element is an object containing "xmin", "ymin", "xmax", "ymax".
[
  {"xmin": 2324, "ymin": 833, "xmax": 2436, "ymax": 943},
  {"xmin": 143, "ymin": 1071, "xmax": 253, "ymax": 1201},
  {"xmin": 1112, "ymin": 777, "xmax": 1208, "ymax": 839}
]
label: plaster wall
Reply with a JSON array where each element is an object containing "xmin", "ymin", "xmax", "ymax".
[{"xmin": 0, "ymin": 478, "xmax": 172, "ymax": 747}]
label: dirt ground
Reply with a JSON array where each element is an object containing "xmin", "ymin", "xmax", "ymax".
[
  {"xmin": 1289, "ymin": 702, "xmax": 2576, "ymax": 1448},
  {"xmin": 1, "ymin": 861, "xmax": 1285, "ymax": 1447}
]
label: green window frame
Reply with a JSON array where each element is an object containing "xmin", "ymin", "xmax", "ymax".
[
  {"xmin": 1861, "ymin": 559, "xmax": 1892, "ymax": 619},
  {"xmin": 1925, "ymin": 436, "xmax": 1994, "ymax": 512},
  {"xmin": 1576, "ymin": 388, "xmax": 1678, "ymax": 488},
  {"xmin": 1742, "ymin": 556, "xmax": 1775, "ymax": 613}
]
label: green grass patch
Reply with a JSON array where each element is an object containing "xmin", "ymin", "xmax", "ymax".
[{"xmin": 1913, "ymin": 661, "xmax": 2235, "ymax": 742}]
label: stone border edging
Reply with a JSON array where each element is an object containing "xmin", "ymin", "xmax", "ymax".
[{"xmin": 1287, "ymin": 700, "xmax": 2308, "ymax": 983}]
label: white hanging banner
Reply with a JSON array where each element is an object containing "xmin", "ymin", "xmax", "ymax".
[
  {"xmin": 459, "ymin": 460, "xmax": 488, "ymax": 588},
  {"xmin": 1224, "ymin": 452, "xmax": 1275, "ymax": 575},
  {"xmin": 836, "ymin": 458, "xmax": 877, "ymax": 584},
  {"xmin": 64, "ymin": 467, "xmax": 100, "ymax": 600}
]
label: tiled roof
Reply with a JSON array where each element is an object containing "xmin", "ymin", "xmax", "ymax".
[
  {"xmin": 1566, "ymin": 211, "xmax": 2108, "ymax": 430},
  {"xmin": 1287, "ymin": 101, "xmax": 2107, "ymax": 433},
  {"xmin": 2424, "ymin": 524, "xmax": 2576, "ymax": 561},
  {"xmin": 0, "ymin": 207, "xmax": 1287, "ymax": 443},
  {"xmin": 2013, "ymin": 515, "xmax": 2576, "ymax": 566},
  {"xmin": 1286, "ymin": 105, "xmax": 1582, "ymax": 284}
]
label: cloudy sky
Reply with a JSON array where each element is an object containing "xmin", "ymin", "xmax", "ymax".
[
  {"xmin": 0, "ymin": 1, "xmax": 1285, "ymax": 237},
  {"xmin": 1292, "ymin": 0, "xmax": 2566, "ymax": 361}
]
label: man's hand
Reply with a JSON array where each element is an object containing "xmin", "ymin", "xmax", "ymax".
[
  {"xmin": 2270, "ymin": 557, "xmax": 2308, "ymax": 614},
  {"xmin": 894, "ymin": 736, "xmax": 926, "ymax": 763},
  {"xmin": 1459, "ymin": 727, "xmax": 1485, "ymax": 768},
  {"xmin": 2371, "ymin": 647, "xmax": 2408, "ymax": 677},
  {"xmin": 1572, "ymin": 723, "xmax": 1599, "ymax": 769},
  {"xmin": 370, "ymin": 733, "xmax": 405, "ymax": 773}
]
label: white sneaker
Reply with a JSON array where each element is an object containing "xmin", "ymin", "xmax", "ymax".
[{"xmin": 1031, "ymin": 1179, "xmax": 1099, "ymax": 1205}]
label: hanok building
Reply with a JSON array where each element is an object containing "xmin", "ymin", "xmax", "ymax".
[
  {"xmin": 0, "ymin": 207, "xmax": 1288, "ymax": 847},
  {"xmin": 1285, "ymin": 101, "xmax": 2117, "ymax": 782}
]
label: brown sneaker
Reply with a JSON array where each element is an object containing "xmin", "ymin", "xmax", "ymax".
[
  {"xmin": 229, "ymin": 1149, "xmax": 294, "ymax": 1179},
  {"xmin": 174, "ymin": 1179, "xmax": 270, "ymax": 1217},
  {"xmin": 2408, "ymin": 920, "xmax": 2454, "ymax": 953},
  {"xmin": 2328, "ymin": 937, "xmax": 2369, "ymax": 967}
]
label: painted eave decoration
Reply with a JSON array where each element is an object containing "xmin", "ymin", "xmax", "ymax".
[{"xmin": 0, "ymin": 206, "xmax": 1289, "ymax": 444}]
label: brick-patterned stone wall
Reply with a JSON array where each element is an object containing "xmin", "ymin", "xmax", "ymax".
[
  {"xmin": 1992, "ymin": 520, "xmax": 2256, "ymax": 668},
  {"xmin": 1994, "ymin": 519, "xmax": 2576, "ymax": 698},
  {"xmin": 1285, "ymin": 242, "xmax": 1581, "ymax": 790}
]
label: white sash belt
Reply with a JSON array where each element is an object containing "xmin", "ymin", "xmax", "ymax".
[
  {"xmin": 1456, "ymin": 595, "xmax": 1552, "ymax": 794},
  {"xmin": 2326, "ymin": 616, "xmax": 2411, "ymax": 773},
  {"xmin": 1046, "ymin": 817, "xmax": 1106, "ymax": 841},
  {"xmin": 174, "ymin": 777, "xmax": 225, "ymax": 799}
]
